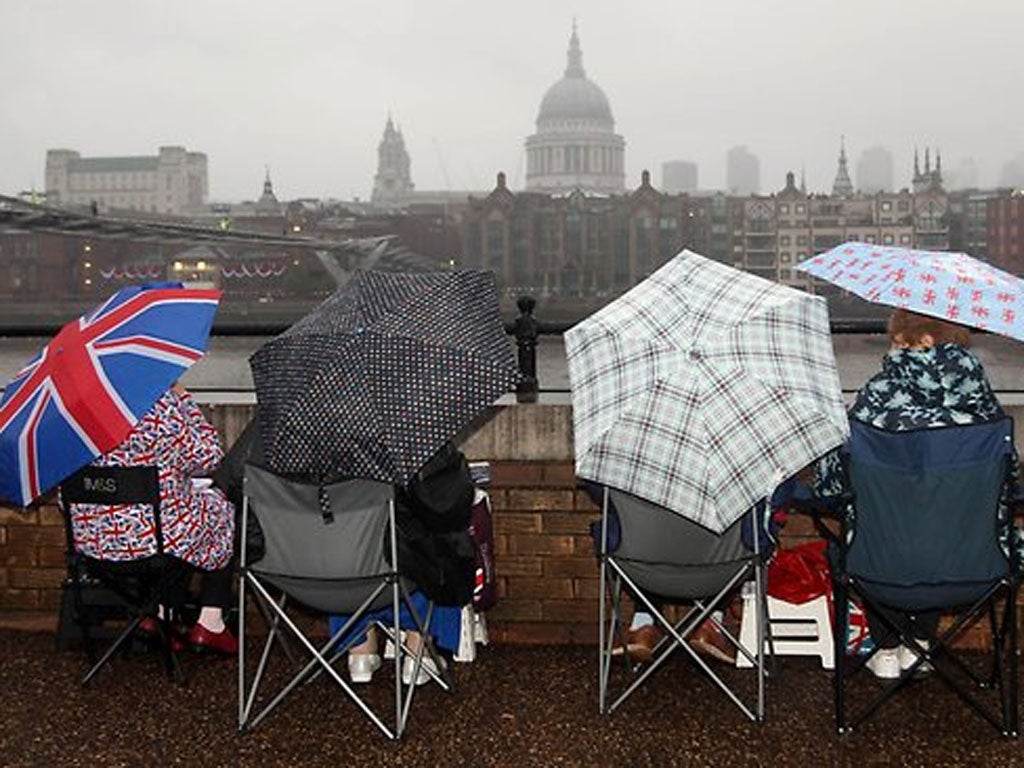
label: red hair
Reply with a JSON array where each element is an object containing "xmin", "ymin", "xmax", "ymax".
[{"xmin": 888, "ymin": 309, "xmax": 970, "ymax": 347}]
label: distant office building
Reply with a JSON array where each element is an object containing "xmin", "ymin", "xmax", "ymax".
[
  {"xmin": 856, "ymin": 146, "xmax": 894, "ymax": 194},
  {"xmin": 44, "ymin": 146, "xmax": 207, "ymax": 215},
  {"xmin": 661, "ymin": 161, "xmax": 698, "ymax": 193},
  {"xmin": 947, "ymin": 187, "xmax": 1011, "ymax": 260},
  {"xmin": 726, "ymin": 146, "xmax": 759, "ymax": 195},
  {"xmin": 524, "ymin": 22, "xmax": 625, "ymax": 194},
  {"xmin": 999, "ymin": 154, "xmax": 1024, "ymax": 189},
  {"xmin": 946, "ymin": 157, "xmax": 979, "ymax": 191},
  {"xmin": 987, "ymin": 193, "xmax": 1024, "ymax": 274}
]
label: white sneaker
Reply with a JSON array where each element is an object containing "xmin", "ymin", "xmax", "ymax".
[
  {"xmin": 897, "ymin": 642, "xmax": 933, "ymax": 676},
  {"xmin": 865, "ymin": 647, "xmax": 900, "ymax": 680},
  {"xmin": 401, "ymin": 654, "xmax": 446, "ymax": 686},
  {"xmin": 348, "ymin": 653, "xmax": 381, "ymax": 684}
]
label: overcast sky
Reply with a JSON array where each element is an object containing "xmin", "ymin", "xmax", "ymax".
[{"xmin": 2, "ymin": 0, "xmax": 1022, "ymax": 202}]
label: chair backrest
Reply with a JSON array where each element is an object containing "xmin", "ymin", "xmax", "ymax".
[
  {"xmin": 608, "ymin": 488, "xmax": 754, "ymax": 599},
  {"xmin": 60, "ymin": 465, "xmax": 164, "ymax": 555},
  {"xmin": 243, "ymin": 463, "xmax": 397, "ymax": 614},
  {"xmin": 845, "ymin": 418, "xmax": 1014, "ymax": 606}
]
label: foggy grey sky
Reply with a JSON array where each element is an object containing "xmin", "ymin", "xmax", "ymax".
[{"xmin": 2, "ymin": 0, "xmax": 1022, "ymax": 202}]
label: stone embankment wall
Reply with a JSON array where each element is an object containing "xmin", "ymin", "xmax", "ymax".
[{"xmin": 2, "ymin": 402, "xmax": 1022, "ymax": 649}]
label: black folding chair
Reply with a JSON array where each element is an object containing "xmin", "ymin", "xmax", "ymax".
[
  {"xmin": 59, "ymin": 464, "xmax": 191, "ymax": 684},
  {"xmin": 596, "ymin": 486, "xmax": 771, "ymax": 722},
  {"xmin": 831, "ymin": 418, "xmax": 1020, "ymax": 736}
]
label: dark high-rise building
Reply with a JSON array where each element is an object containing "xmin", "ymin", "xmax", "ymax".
[
  {"xmin": 662, "ymin": 161, "xmax": 698, "ymax": 193},
  {"xmin": 726, "ymin": 146, "xmax": 759, "ymax": 195},
  {"xmin": 855, "ymin": 146, "xmax": 894, "ymax": 194}
]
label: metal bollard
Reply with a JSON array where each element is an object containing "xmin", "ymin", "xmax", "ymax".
[{"xmin": 512, "ymin": 295, "xmax": 539, "ymax": 402}]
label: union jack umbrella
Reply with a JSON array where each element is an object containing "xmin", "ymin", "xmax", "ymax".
[
  {"xmin": 566, "ymin": 250, "xmax": 848, "ymax": 533},
  {"xmin": 797, "ymin": 242, "xmax": 1024, "ymax": 342},
  {"xmin": 0, "ymin": 283, "xmax": 221, "ymax": 506}
]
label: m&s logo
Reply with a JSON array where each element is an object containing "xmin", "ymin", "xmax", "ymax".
[{"xmin": 83, "ymin": 477, "xmax": 117, "ymax": 493}]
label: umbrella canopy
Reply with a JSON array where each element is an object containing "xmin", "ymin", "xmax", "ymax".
[
  {"xmin": 797, "ymin": 242, "xmax": 1024, "ymax": 341},
  {"xmin": 250, "ymin": 269, "xmax": 520, "ymax": 486},
  {"xmin": 0, "ymin": 283, "xmax": 221, "ymax": 506},
  {"xmin": 566, "ymin": 250, "xmax": 848, "ymax": 533}
]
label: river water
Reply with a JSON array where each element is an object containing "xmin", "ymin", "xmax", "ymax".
[{"xmin": 1, "ymin": 333, "xmax": 1020, "ymax": 404}]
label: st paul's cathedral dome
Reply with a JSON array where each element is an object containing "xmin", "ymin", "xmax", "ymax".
[{"xmin": 525, "ymin": 22, "xmax": 625, "ymax": 194}]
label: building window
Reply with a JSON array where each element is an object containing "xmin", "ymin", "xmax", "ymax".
[
  {"xmin": 796, "ymin": 235, "xmax": 807, "ymax": 246},
  {"xmin": 795, "ymin": 204, "xmax": 806, "ymax": 214},
  {"xmin": 779, "ymin": 235, "xmax": 790, "ymax": 246},
  {"xmin": 898, "ymin": 201, "xmax": 909, "ymax": 212},
  {"xmin": 881, "ymin": 201, "xmax": 892, "ymax": 211},
  {"xmin": 865, "ymin": 235, "xmax": 876, "ymax": 243},
  {"xmin": 883, "ymin": 234, "xmax": 894, "ymax": 244},
  {"xmin": 900, "ymin": 234, "xmax": 911, "ymax": 244},
  {"xmin": 778, "ymin": 204, "xmax": 789, "ymax": 214}
]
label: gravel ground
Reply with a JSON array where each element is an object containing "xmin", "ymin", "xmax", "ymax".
[{"xmin": 0, "ymin": 630, "xmax": 1021, "ymax": 767}]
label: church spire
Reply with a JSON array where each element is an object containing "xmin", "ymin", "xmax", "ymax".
[
  {"xmin": 565, "ymin": 19, "xmax": 585, "ymax": 78},
  {"xmin": 256, "ymin": 166, "xmax": 280, "ymax": 212},
  {"xmin": 831, "ymin": 135, "xmax": 854, "ymax": 197},
  {"xmin": 372, "ymin": 113, "xmax": 414, "ymax": 204}
]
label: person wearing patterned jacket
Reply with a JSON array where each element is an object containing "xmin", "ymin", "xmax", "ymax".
[
  {"xmin": 815, "ymin": 308, "xmax": 1017, "ymax": 680},
  {"xmin": 68, "ymin": 383, "xmax": 238, "ymax": 654}
]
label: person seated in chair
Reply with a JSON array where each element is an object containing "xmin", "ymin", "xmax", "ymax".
[
  {"xmin": 815, "ymin": 308, "xmax": 1017, "ymax": 680},
  {"xmin": 69, "ymin": 382, "xmax": 238, "ymax": 655},
  {"xmin": 587, "ymin": 481, "xmax": 789, "ymax": 666},
  {"xmin": 345, "ymin": 441, "xmax": 475, "ymax": 685}
]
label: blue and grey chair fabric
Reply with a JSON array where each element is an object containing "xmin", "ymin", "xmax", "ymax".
[
  {"xmin": 595, "ymin": 485, "xmax": 775, "ymax": 722},
  {"xmin": 832, "ymin": 417, "xmax": 1019, "ymax": 736},
  {"xmin": 238, "ymin": 463, "xmax": 451, "ymax": 740}
]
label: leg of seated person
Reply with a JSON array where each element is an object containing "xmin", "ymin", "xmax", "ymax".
[
  {"xmin": 185, "ymin": 566, "xmax": 238, "ymax": 655},
  {"xmin": 348, "ymin": 625, "xmax": 382, "ymax": 684},
  {"xmin": 401, "ymin": 631, "xmax": 446, "ymax": 686}
]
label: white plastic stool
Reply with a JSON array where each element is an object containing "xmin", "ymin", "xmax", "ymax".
[{"xmin": 736, "ymin": 583, "xmax": 834, "ymax": 669}]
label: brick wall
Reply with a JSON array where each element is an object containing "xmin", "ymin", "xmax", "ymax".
[
  {"xmin": 484, "ymin": 461, "xmax": 601, "ymax": 645},
  {"xmin": 2, "ymin": 401, "xmax": 1020, "ymax": 650}
]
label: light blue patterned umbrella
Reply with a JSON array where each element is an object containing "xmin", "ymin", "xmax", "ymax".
[
  {"xmin": 797, "ymin": 242, "xmax": 1024, "ymax": 342},
  {"xmin": 566, "ymin": 250, "xmax": 848, "ymax": 533}
]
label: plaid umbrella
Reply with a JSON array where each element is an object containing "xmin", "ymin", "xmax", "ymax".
[
  {"xmin": 797, "ymin": 242, "xmax": 1024, "ymax": 341},
  {"xmin": 250, "ymin": 269, "xmax": 520, "ymax": 486},
  {"xmin": 0, "ymin": 283, "xmax": 220, "ymax": 506},
  {"xmin": 566, "ymin": 250, "xmax": 848, "ymax": 533}
]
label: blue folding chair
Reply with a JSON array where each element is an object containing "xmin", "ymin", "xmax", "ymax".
[{"xmin": 831, "ymin": 417, "xmax": 1020, "ymax": 736}]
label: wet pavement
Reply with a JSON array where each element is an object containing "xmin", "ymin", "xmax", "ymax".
[{"xmin": 1, "ymin": 629, "xmax": 1022, "ymax": 767}]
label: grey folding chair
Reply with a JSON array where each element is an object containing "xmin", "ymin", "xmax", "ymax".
[
  {"xmin": 597, "ymin": 486, "xmax": 770, "ymax": 722},
  {"xmin": 238, "ymin": 463, "xmax": 451, "ymax": 740}
]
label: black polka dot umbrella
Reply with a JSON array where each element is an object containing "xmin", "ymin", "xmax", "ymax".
[{"xmin": 250, "ymin": 270, "xmax": 520, "ymax": 485}]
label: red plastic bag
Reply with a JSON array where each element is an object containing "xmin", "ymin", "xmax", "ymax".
[
  {"xmin": 767, "ymin": 540, "xmax": 830, "ymax": 604},
  {"xmin": 767, "ymin": 539, "xmax": 873, "ymax": 655}
]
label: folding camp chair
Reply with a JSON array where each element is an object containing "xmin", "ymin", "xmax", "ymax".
[
  {"xmin": 59, "ymin": 464, "xmax": 191, "ymax": 685},
  {"xmin": 597, "ymin": 486, "xmax": 771, "ymax": 722},
  {"xmin": 831, "ymin": 418, "xmax": 1020, "ymax": 736},
  {"xmin": 238, "ymin": 464, "xmax": 452, "ymax": 740}
]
